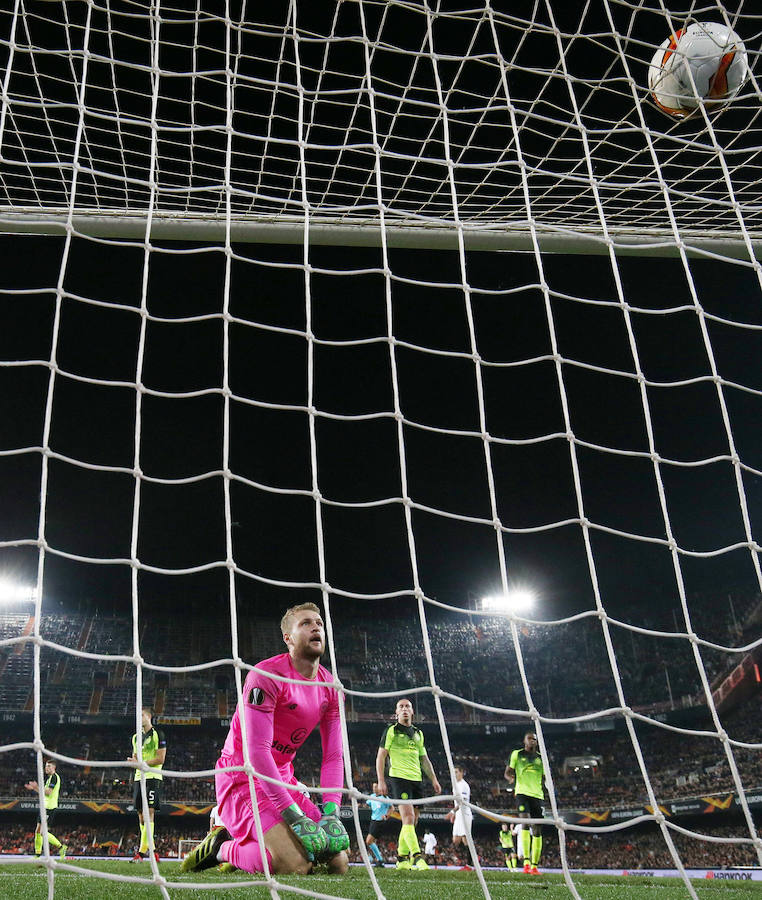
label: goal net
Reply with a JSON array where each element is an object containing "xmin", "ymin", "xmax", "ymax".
[{"xmin": 1, "ymin": 1, "xmax": 761, "ymax": 898}]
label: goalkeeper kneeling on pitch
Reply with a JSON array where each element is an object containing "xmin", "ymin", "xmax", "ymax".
[{"xmin": 181, "ymin": 603, "xmax": 350, "ymax": 876}]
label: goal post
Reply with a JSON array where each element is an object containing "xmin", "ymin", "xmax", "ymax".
[
  {"xmin": 178, "ymin": 839, "xmax": 202, "ymax": 861},
  {"xmin": 1, "ymin": 2, "xmax": 762, "ymax": 898}
]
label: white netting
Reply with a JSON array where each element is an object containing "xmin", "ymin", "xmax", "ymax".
[
  {"xmin": 0, "ymin": 1, "xmax": 760, "ymax": 248},
  {"xmin": 1, "ymin": 1, "xmax": 762, "ymax": 898}
]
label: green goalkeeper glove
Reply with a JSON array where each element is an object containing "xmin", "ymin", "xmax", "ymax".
[
  {"xmin": 282, "ymin": 803, "xmax": 327, "ymax": 862},
  {"xmin": 316, "ymin": 801, "xmax": 350, "ymax": 858}
]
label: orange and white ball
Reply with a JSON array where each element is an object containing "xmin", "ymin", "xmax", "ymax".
[{"xmin": 648, "ymin": 22, "xmax": 748, "ymax": 118}]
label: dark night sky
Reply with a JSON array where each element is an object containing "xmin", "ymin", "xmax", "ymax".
[{"xmin": 2, "ymin": 233, "xmax": 761, "ymax": 633}]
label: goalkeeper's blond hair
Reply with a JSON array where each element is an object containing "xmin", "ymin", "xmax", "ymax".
[{"xmin": 280, "ymin": 602, "xmax": 321, "ymax": 636}]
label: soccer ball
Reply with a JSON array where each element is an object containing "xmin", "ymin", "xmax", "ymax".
[{"xmin": 648, "ymin": 22, "xmax": 748, "ymax": 119}]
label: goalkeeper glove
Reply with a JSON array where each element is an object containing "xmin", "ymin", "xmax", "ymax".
[
  {"xmin": 316, "ymin": 801, "xmax": 350, "ymax": 858},
  {"xmin": 282, "ymin": 803, "xmax": 327, "ymax": 862}
]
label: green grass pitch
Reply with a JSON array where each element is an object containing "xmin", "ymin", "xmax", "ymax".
[{"xmin": 1, "ymin": 861, "xmax": 760, "ymax": 899}]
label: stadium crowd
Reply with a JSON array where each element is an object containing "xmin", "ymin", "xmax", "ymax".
[
  {"xmin": 0, "ymin": 584, "xmax": 758, "ymax": 723},
  {"xmin": 0, "ymin": 693, "xmax": 760, "ymax": 810},
  {"xmin": 348, "ymin": 821, "xmax": 760, "ymax": 870}
]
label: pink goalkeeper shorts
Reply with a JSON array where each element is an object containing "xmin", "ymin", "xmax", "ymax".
[{"xmin": 215, "ymin": 754, "xmax": 321, "ymax": 838}]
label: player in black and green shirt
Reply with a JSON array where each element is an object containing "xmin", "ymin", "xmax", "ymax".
[
  {"xmin": 25, "ymin": 759, "xmax": 66, "ymax": 859},
  {"xmin": 128, "ymin": 706, "xmax": 167, "ymax": 862},
  {"xmin": 376, "ymin": 698, "xmax": 441, "ymax": 871},
  {"xmin": 505, "ymin": 731, "xmax": 546, "ymax": 874}
]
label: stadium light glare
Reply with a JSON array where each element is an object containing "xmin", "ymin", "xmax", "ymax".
[
  {"xmin": 0, "ymin": 579, "xmax": 36, "ymax": 605},
  {"xmin": 480, "ymin": 589, "xmax": 536, "ymax": 613}
]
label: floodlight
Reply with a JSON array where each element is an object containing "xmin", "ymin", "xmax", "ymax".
[
  {"xmin": 480, "ymin": 588, "xmax": 536, "ymax": 613},
  {"xmin": 0, "ymin": 579, "xmax": 36, "ymax": 605}
]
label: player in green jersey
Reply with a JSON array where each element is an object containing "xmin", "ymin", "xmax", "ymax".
[
  {"xmin": 128, "ymin": 706, "xmax": 167, "ymax": 862},
  {"xmin": 498, "ymin": 822, "xmax": 517, "ymax": 868},
  {"xmin": 505, "ymin": 732, "xmax": 545, "ymax": 874},
  {"xmin": 376, "ymin": 698, "xmax": 441, "ymax": 872},
  {"xmin": 25, "ymin": 759, "xmax": 66, "ymax": 859}
]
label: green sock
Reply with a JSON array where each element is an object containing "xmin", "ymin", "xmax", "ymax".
[
  {"xmin": 521, "ymin": 829, "xmax": 531, "ymax": 861},
  {"xmin": 397, "ymin": 826, "xmax": 409, "ymax": 857},
  {"xmin": 34, "ymin": 833, "xmax": 42, "ymax": 854},
  {"xmin": 139, "ymin": 823, "xmax": 148, "ymax": 854},
  {"xmin": 400, "ymin": 824, "xmax": 419, "ymax": 855},
  {"xmin": 47, "ymin": 833, "xmax": 61, "ymax": 849},
  {"xmin": 531, "ymin": 834, "xmax": 542, "ymax": 866}
]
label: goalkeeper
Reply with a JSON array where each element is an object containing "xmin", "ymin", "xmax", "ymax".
[{"xmin": 182, "ymin": 603, "xmax": 349, "ymax": 876}]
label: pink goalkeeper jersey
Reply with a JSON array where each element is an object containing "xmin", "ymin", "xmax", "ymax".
[{"xmin": 221, "ymin": 652, "xmax": 343, "ymax": 813}]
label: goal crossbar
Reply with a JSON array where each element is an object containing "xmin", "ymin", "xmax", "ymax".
[{"xmin": 1, "ymin": 209, "xmax": 760, "ymax": 259}]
